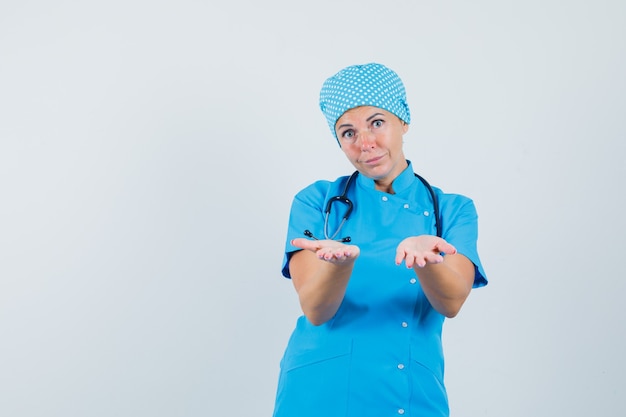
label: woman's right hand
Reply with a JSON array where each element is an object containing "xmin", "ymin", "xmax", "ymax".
[
  {"xmin": 291, "ymin": 238, "xmax": 360, "ymax": 264},
  {"xmin": 289, "ymin": 238, "xmax": 359, "ymax": 325}
]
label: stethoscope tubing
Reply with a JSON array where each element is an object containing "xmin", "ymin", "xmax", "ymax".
[{"xmin": 321, "ymin": 171, "xmax": 442, "ymax": 241}]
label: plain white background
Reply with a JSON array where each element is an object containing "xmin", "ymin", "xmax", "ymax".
[{"xmin": 1, "ymin": 1, "xmax": 625, "ymax": 416}]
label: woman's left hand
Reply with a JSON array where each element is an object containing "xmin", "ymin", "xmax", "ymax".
[{"xmin": 395, "ymin": 235, "xmax": 457, "ymax": 268}]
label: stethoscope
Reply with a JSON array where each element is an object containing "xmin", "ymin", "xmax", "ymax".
[{"xmin": 304, "ymin": 171, "xmax": 441, "ymax": 243}]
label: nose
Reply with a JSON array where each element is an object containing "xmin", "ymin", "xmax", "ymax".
[{"xmin": 359, "ymin": 129, "xmax": 376, "ymax": 150}]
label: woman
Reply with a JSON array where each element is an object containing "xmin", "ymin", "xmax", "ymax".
[{"xmin": 273, "ymin": 63, "xmax": 487, "ymax": 417}]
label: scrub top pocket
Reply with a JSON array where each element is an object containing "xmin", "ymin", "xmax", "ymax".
[
  {"xmin": 408, "ymin": 359, "xmax": 449, "ymax": 417},
  {"xmin": 274, "ymin": 341, "xmax": 353, "ymax": 417}
]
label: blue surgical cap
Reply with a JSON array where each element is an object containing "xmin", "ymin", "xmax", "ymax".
[{"xmin": 319, "ymin": 63, "xmax": 411, "ymax": 142}]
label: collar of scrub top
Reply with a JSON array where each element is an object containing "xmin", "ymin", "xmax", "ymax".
[{"xmin": 304, "ymin": 161, "xmax": 441, "ymax": 242}]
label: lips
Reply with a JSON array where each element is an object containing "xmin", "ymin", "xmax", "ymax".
[{"xmin": 362, "ymin": 155, "xmax": 385, "ymax": 164}]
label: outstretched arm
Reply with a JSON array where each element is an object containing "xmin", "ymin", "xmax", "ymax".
[
  {"xmin": 396, "ymin": 236, "xmax": 475, "ymax": 318},
  {"xmin": 288, "ymin": 238, "xmax": 360, "ymax": 326}
]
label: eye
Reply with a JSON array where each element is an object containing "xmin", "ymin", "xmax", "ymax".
[
  {"xmin": 341, "ymin": 129, "xmax": 356, "ymax": 141},
  {"xmin": 372, "ymin": 119, "xmax": 384, "ymax": 128}
]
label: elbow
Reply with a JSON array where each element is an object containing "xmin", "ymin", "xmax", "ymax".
[
  {"xmin": 443, "ymin": 308, "xmax": 461, "ymax": 319},
  {"xmin": 434, "ymin": 287, "xmax": 472, "ymax": 318},
  {"xmin": 438, "ymin": 300, "xmax": 465, "ymax": 318},
  {"xmin": 301, "ymin": 304, "xmax": 336, "ymax": 326},
  {"xmin": 304, "ymin": 310, "xmax": 333, "ymax": 326},
  {"xmin": 299, "ymin": 297, "xmax": 340, "ymax": 326},
  {"xmin": 308, "ymin": 317, "xmax": 329, "ymax": 326}
]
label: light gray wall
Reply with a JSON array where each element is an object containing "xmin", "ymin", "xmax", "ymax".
[{"xmin": 1, "ymin": 1, "xmax": 624, "ymax": 416}]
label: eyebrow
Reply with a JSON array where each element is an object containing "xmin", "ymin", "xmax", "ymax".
[
  {"xmin": 366, "ymin": 112, "xmax": 385, "ymax": 121},
  {"xmin": 337, "ymin": 112, "xmax": 385, "ymax": 131}
]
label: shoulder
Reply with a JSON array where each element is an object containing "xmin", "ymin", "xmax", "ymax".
[
  {"xmin": 430, "ymin": 186, "xmax": 479, "ymax": 225},
  {"xmin": 431, "ymin": 185, "xmax": 475, "ymax": 209},
  {"xmin": 439, "ymin": 190, "xmax": 475, "ymax": 209},
  {"xmin": 294, "ymin": 175, "xmax": 352, "ymax": 203}
]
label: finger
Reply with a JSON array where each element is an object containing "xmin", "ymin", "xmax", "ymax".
[
  {"xmin": 340, "ymin": 245, "xmax": 360, "ymax": 258},
  {"xmin": 328, "ymin": 249, "xmax": 346, "ymax": 260},
  {"xmin": 332, "ymin": 247, "xmax": 357, "ymax": 260},
  {"xmin": 414, "ymin": 255, "xmax": 427, "ymax": 268},
  {"xmin": 319, "ymin": 251, "xmax": 344, "ymax": 263},
  {"xmin": 395, "ymin": 247, "xmax": 407, "ymax": 265},
  {"xmin": 435, "ymin": 240, "xmax": 457, "ymax": 255},
  {"xmin": 318, "ymin": 247, "xmax": 345, "ymax": 260},
  {"xmin": 319, "ymin": 246, "xmax": 359, "ymax": 263},
  {"xmin": 334, "ymin": 250, "xmax": 350, "ymax": 259},
  {"xmin": 317, "ymin": 247, "xmax": 334, "ymax": 260},
  {"xmin": 291, "ymin": 238, "xmax": 321, "ymax": 251},
  {"xmin": 423, "ymin": 252, "xmax": 445, "ymax": 265}
]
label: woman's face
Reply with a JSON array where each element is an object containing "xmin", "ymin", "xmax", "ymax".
[{"xmin": 335, "ymin": 106, "xmax": 409, "ymax": 192}]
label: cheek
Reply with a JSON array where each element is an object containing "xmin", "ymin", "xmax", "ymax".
[{"xmin": 341, "ymin": 146, "xmax": 361, "ymax": 161}]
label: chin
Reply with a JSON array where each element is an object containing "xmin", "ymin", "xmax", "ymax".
[{"xmin": 362, "ymin": 167, "xmax": 391, "ymax": 180}]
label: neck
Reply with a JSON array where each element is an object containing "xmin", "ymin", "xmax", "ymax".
[
  {"xmin": 373, "ymin": 159, "xmax": 409, "ymax": 194},
  {"xmin": 374, "ymin": 180, "xmax": 395, "ymax": 194}
]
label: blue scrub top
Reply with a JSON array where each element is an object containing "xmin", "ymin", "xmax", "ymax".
[{"xmin": 274, "ymin": 162, "xmax": 487, "ymax": 417}]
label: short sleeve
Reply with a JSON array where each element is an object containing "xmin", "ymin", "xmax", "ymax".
[
  {"xmin": 281, "ymin": 181, "xmax": 334, "ymax": 279},
  {"xmin": 439, "ymin": 194, "xmax": 488, "ymax": 288}
]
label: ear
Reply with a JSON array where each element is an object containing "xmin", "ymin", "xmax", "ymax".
[{"xmin": 402, "ymin": 122, "xmax": 409, "ymax": 134}]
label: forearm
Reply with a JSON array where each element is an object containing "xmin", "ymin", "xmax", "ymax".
[
  {"xmin": 297, "ymin": 262, "xmax": 353, "ymax": 325},
  {"xmin": 413, "ymin": 254, "xmax": 474, "ymax": 318},
  {"xmin": 290, "ymin": 250, "xmax": 355, "ymax": 325}
]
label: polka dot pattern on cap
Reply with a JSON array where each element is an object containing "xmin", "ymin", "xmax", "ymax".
[{"xmin": 319, "ymin": 63, "xmax": 411, "ymax": 143}]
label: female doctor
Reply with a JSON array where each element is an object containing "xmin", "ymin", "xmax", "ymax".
[{"xmin": 273, "ymin": 63, "xmax": 488, "ymax": 417}]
